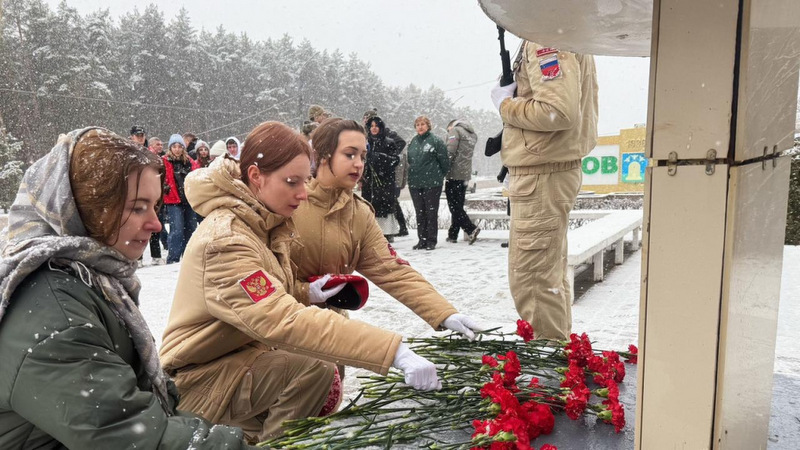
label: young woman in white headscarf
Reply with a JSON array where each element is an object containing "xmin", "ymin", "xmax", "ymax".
[{"xmin": 0, "ymin": 127, "xmax": 255, "ymax": 449}]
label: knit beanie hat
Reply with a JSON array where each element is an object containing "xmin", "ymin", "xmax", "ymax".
[{"xmin": 167, "ymin": 134, "xmax": 185, "ymax": 149}]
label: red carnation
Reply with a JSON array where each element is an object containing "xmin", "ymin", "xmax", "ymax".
[
  {"xmin": 606, "ymin": 380, "xmax": 620, "ymax": 402},
  {"xmin": 610, "ymin": 402, "xmax": 626, "ymax": 433},
  {"xmin": 625, "ymin": 344, "xmax": 638, "ymax": 364},
  {"xmin": 586, "ymin": 354, "xmax": 605, "ymax": 373},
  {"xmin": 483, "ymin": 354, "xmax": 499, "ymax": 368},
  {"xmin": 564, "ymin": 389, "xmax": 588, "ymax": 420},
  {"xmin": 472, "ymin": 419, "xmax": 490, "ymax": 438},
  {"xmin": 559, "ymin": 359, "xmax": 585, "ymax": 390},
  {"xmin": 563, "ymin": 333, "xmax": 593, "ymax": 367},
  {"xmin": 561, "ymin": 378, "xmax": 590, "ymax": 421},
  {"xmin": 516, "ymin": 319, "xmax": 535, "ymax": 342},
  {"xmin": 598, "ymin": 401, "xmax": 626, "ymax": 433},
  {"xmin": 498, "ymin": 351, "xmax": 522, "ymax": 388},
  {"xmin": 494, "ymin": 415, "xmax": 530, "ymax": 450},
  {"xmin": 521, "ymin": 400, "xmax": 555, "ymax": 438},
  {"xmin": 602, "ymin": 351, "xmax": 626, "ymax": 383},
  {"xmin": 539, "ymin": 445, "xmax": 558, "ymax": 450}
]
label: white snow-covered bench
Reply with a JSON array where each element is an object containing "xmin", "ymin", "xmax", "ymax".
[
  {"xmin": 465, "ymin": 209, "xmax": 642, "ymax": 302},
  {"xmin": 566, "ymin": 209, "xmax": 643, "ymax": 303}
]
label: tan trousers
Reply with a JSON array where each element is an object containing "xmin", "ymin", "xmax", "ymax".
[
  {"xmin": 176, "ymin": 349, "xmax": 335, "ymax": 444},
  {"xmin": 508, "ymin": 165, "xmax": 582, "ymax": 341}
]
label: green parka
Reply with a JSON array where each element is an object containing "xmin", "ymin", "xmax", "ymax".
[
  {"xmin": 407, "ymin": 130, "xmax": 450, "ymax": 189},
  {"xmin": 0, "ymin": 265, "xmax": 256, "ymax": 450}
]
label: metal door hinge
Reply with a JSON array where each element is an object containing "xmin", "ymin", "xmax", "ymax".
[
  {"xmin": 762, "ymin": 145, "xmax": 779, "ymax": 170},
  {"xmin": 667, "ymin": 149, "xmax": 718, "ymax": 176},
  {"xmin": 705, "ymin": 149, "xmax": 716, "ymax": 175},
  {"xmin": 667, "ymin": 152, "xmax": 678, "ymax": 176}
]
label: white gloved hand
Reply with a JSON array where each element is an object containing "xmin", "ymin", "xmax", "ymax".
[
  {"xmin": 308, "ymin": 274, "xmax": 346, "ymax": 305},
  {"xmin": 491, "ymin": 81, "xmax": 517, "ymax": 110},
  {"xmin": 391, "ymin": 343, "xmax": 442, "ymax": 391},
  {"xmin": 442, "ymin": 313, "xmax": 482, "ymax": 341}
]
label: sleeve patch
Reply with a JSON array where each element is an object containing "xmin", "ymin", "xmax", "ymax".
[
  {"xmin": 536, "ymin": 47, "xmax": 559, "ymax": 57},
  {"xmin": 239, "ymin": 270, "xmax": 276, "ymax": 303},
  {"xmin": 387, "ymin": 243, "xmax": 410, "ymax": 266},
  {"xmin": 536, "ymin": 47, "xmax": 561, "ymax": 81}
]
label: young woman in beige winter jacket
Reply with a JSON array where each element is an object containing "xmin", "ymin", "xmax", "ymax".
[
  {"xmin": 283, "ymin": 118, "xmax": 481, "ymax": 347},
  {"xmin": 160, "ymin": 121, "xmax": 447, "ymax": 444}
]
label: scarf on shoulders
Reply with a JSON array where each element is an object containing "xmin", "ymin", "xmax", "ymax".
[{"xmin": 0, "ymin": 127, "xmax": 171, "ymax": 414}]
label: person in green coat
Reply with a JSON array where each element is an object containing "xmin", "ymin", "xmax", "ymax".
[
  {"xmin": 407, "ymin": 115, "xmax": 450, "ymax": 250},
  {"xmin": 0, "ymin": 127, "xmax": 256, "ymax": 449}
]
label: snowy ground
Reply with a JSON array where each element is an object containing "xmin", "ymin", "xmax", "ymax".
[{"xmin": 136, "ymin": 217, "xmax": 800, "ymax": 449}]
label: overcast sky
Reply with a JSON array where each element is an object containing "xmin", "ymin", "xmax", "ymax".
[{"xmin": 43, "ymin": 0, "xmax": 651, "ymax": 136}]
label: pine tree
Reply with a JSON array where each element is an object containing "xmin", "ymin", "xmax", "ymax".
[
  {"xmin": 0, "ymin": 1, "xmax": 504, "ymax": 173},
  {"xmin": 0, "ymin": 127, "xmax": 24, "ymax": 212}
]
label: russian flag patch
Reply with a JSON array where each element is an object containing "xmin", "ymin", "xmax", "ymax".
[{"xmin": 536, "ymin": 47, "xmax": 561, "ymax": 80}]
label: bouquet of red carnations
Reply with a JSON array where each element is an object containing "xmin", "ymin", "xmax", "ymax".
[{"xmin": 258, "ymin": 320, "xmax": 637, "ymax": 449}]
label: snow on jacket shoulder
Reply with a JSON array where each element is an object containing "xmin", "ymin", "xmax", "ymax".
[
  {"xmin": 284, "ymin": 178, "xmax": 458, "ymax": 330},
  {"xmin": 0, "ymin": 265, "xmax": 253, "ymax": 450},
  {"xmin": 159, "ymin": 158, "xmax": 402, "ymax": 420}
]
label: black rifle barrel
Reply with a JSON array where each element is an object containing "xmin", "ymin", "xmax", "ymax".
[
  {"xmin": 497, "ymin": 26, "xmax": 514, "ymax": 87},
  {"xmin": 486, "ymin": 26, "xmax": 515, "ymax": 158}
]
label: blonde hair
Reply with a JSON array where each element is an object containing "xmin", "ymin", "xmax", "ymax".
[{"xmin": 414, "ymin": 115, "xmax": 432, "ymax": 132}]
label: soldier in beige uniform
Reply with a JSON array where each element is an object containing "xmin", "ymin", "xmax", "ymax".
[
  {"xmin": 490, "ymin": 41, "xmax": 598, "ymax": 340},
  {"xmin": 161, "ymin": 122, "xmax": 448, "ymax": 443},
  {"xmin": 281, "ymin": 118, "xmax": 480, "ymax": 343}
]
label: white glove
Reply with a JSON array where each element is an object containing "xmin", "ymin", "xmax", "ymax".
[
  {"xmin": 491, "ymin": 81, "xmax": 517, "ymax": 110},
  {"xmin": 308, "ymin": 274, "xmax": 346, "ymax": 305},
  {"xmin": 391, "ymin": 343, "xmax": 441, "ymax": 391},
  {"xmin": 442, "ymin": 313, "xmax": 482, "ymax": 341}
]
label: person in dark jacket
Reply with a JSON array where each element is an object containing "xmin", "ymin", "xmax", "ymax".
[
  {"xmin": 363, "ymin": 116, "xmax": 400, "ymax": 240},
  {"xmin": 184, "ymin": 132, "xmax": 198, "ymax": 159},
  {"xmin": 0, "ymin": 127, "xmax": 255, "ymax": 449},
  {"xmin": 130, "ymin": 125, "xmax": 147, "ymax": 146},
  {"xmin": 362, "ymin": 109, "xmax": 409, "ymax": 236},
  {"xmin": 407, "ymin": 115, "xmax": 450, "ymax": 250},
  {"xmin": 163, "ymin": 133, "xmax": 199, "ymax": 264},
  {"xmin": 149, "ymin": 136, "xmax": 170, "ymax": 251}
]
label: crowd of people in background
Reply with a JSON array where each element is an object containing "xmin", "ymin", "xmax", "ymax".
[
  {"xmin": 0, "ymin": 38, "xmax": 598, "ymax": 448},
  {"xmin": 132, "ymin": 104, "xmax": 482, "ymax": 266}
]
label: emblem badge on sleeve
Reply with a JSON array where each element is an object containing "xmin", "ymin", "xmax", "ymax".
[
  {"xmin": 239, "ymin": 270, "xmax": 276, "ymax": 303},
  {"xmin": 536, "ymin": 47, "xmax": 561, "ymax": 80}
]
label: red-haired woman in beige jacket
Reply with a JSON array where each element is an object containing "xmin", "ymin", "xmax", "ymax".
[{"xmin": 160, "ymin": 121, "xmax": 447, "ymax": 444}]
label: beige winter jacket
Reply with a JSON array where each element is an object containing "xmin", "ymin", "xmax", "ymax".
[
  {"xmin": 283, "ymin": 178, "xmax": 458, "ymax": 329},
  {"xmin": 159, "ymin": 159, "xmax": 402, "ymax": 400},
  {"xmin": 500, "ymin": 41, "xmax": 598, "ymax": 172}
]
